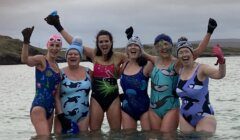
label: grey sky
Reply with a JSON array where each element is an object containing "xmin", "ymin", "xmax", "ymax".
[{"xmin": 0, "ymin": 0, "xmax": 240, "ymax": 48}]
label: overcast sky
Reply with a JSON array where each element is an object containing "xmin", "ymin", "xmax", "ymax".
[{"xmin": 1, "ymin": 0, "xmax": 240, "ymax": 48}]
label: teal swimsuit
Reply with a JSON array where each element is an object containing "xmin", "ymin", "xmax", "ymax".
[{"xmin": 150, "ymin": 62, "xmax": 179, "ymax": 118}]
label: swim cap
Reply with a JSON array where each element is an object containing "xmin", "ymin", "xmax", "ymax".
[
  {"xmin": 154, "ymin": 33, "xmax": 173, "ymax": 45},
  {"xmin": 65, "ymin": 36, "xmax": 83, "ymax": 59},
  {"xmin": 47, "ymin": 34, "xmax": 62, "ymax": 47}
]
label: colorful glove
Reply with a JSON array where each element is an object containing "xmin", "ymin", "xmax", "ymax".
[
  {"xmin": 207, "ymin": 18, "xmax": 217, "ymax": 34},
  {"xmin": 125, "ymin": 26, "xmax": 134, "ymax": 40},
  {"xmin": 21, "ymin": 26, "xmax": 34, "ymax": 44},
  {"xmin": 44, "ymin": 11, "xmax": 64, "ymax": 32},
  {"xmin": 212, "ymin": 44, "xmax": 225, "ymax": 65},
  {"xmin": 57, "ymin": 113, "xmax": 72, "ymax": 130}
]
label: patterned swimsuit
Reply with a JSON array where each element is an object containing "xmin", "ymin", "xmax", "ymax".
[
  {"xmin": 31, "ymin": 59, "xmax": 61, "ymax": 119},
  {"xmin": 176, "ymin": 64, "xmax": 214, "ymax": 127}
]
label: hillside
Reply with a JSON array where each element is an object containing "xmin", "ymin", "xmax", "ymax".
[{"xmin": 0, "ymin": 35, "xmax": 240, "ymax": 65}]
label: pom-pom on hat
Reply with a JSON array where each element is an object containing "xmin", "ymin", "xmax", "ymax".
[
  {"xmin": 65, "ymin": 36, "xmax": 83, "ymax": 59},
  {"xmin": 154, "ymin": 33, "xmax": 173, "ymax": 45}
]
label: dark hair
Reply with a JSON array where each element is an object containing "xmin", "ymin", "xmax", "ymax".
[
  {"xmin": 95, "ymin": 30, "xmax": 113, "ymax": 60},
  {"xmin": 136, "ymin": 55, "xmax": 148, "ymax": 66}
]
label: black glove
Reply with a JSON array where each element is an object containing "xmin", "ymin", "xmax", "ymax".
[
  {"xmin": 21, "ymin": 26, "xmax": 34, "ymax": 44},
  {"xmin": 44, "ymin": 14, "xmax": 64, "ymax": 32},
  {"xmin": 57, "ymin": 113, "xmax": 71, "ymax": 130},
  {"xmin": 207, "ymin": 18, "xmax": 217, "ymax": 34},
  {"xmin": 125, "ymin": 26, "xmax": 133, "ymax": 40}
]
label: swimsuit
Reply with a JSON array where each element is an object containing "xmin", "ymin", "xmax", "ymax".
[
  {"xmin": 91, "ymin": 63, "xmax": 119, "ymax": 112},
  {"xmin": 150, "ymin": 62, "xmax": 179, "ymax": 118},
  {"xmin": 60, "ymin": 67, "xmax": 91, "ymax": 123},
  {"xmin": 176, "ymin": 64, "xmax": 214, "ymax": 127},
  {"xmin": 120, "ymin": 62, "xmax": 150, "ymax": 121},
  {"xmin": 31, "ymin": 59, "xmax": 61, "ymax": 119}
]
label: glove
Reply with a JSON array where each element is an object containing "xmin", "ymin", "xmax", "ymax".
[
  {"xmin": 57, "ymin": 113, "xmax": 72, "ymax": 130},
  {"xmin": 212, "ymin": 44, "xmax": 225, "ymax": 65},
  {"xmin": 125, "ymin": 26, "xmax": 133, "ymax": 40},
  {"xmin": 207, "ymin": 18, "xmax": 217, "ymax": 34},
  {"xmin": 21, "ymin": 26, "xmax": 34, "ymax": 44},
  {"xmin": 44, "ymin": 11, "xmax": 64, "ymax": 32}
]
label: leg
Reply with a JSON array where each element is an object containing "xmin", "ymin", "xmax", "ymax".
[
  {"xmin": 47, "ymin": 114, "xmax": 54, "ymax": 133},
  {"xmin": 30, "ymin": 106, "xmax": 51, "ymax": 136},
  {"xmin": 106, "ymin": 97, "xmax": 121, "ymax": 130},
  {"xmin": 78, "ymin": 115, "xmax": 90, "ymax": 132},
  {"xmin": 149, "ymin": 109, "xmax": 162, "ymax": 130},
  {"xmin": 53, "ymin": 115, "xmax": 62, "ymax": 135},
  {"xmin": 89, "ymin": 98, "xmax": 104, "ymax": 131},
  {"xmin": 160, "ymin": 109, "xmax": 179, "ymax": 132},
  {"xmin": 196, "ymin": 115, "xmax": 216, "ymax": 133},
  {"xmin": 179, "ymin": 114, "xmax": 195, "ymax": 133},
  {"xmin": 121, "ymin": 110, "xmax": 137, "ymax": 130},
  {"xmin": 140, "ymin": 110, "xmax": 150, "ymax": 131}
]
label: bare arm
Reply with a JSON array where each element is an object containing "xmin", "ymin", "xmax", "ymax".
[
  {"xmin": 201, "ymin": 63, "xmax": 226, "ymax": 79},
  {"xmin": 21, "ymin": 43, "xmax": 43, "ymax": 67},
  {"xmin": 193, "ymin": 33, "xmax": 211, "ymax": 59},
  {"xmin": 142, "ymin": 49, "xmax": 157, "ymax": 64}
]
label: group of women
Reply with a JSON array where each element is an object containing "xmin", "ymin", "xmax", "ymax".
[{"xmin": 21, "ymin": 12, "xmax": 226, "ymax": 136}]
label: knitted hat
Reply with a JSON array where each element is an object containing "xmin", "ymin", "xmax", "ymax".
[
  {"xmin": 154, "ymin": 33, "xmax": 173, "ymax": 45},
  {"xmin": 176, "ymin": 40, "xmax": 193, "ymax": 56},
  {"xmin": 127, "ymin": 36, "xmax": 143, "ymax": 48},
  {"xmin": 65, "ymin": 36, "xmax": 83, "ymax": 59}
]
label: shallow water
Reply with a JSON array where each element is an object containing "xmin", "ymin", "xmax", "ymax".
[{"xmin": 0, "ymin": 57, "xmax": 239, "ymax": 140}]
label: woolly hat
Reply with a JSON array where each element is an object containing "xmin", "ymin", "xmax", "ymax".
[
  {"xmin": 176, "ymin": 40, "xmax": 194, "ymax": 56},
  {"xmin": 154, "ymin": 33, "xmax": 173, "ymax": 45},
  {"xmin": 127, "ymin": 36, "xmax": 143, "ymax": 48},
  {"xmin": 65, "ymin": 36, "xmax": 83, "ymax": 59}
]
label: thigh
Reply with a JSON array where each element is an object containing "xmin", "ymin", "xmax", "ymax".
[
  {"xmin": 179, "ymin": 114, "xmax": 195, "ymax": 133},
  {"xmin": 140, "ymin": 110, "xmax": 150, "ymax": 130},
  {"xmin": 78, "ymin": 115, "xmax": 90, "ymax": 132},
  {"xmin": 121, "ymin": 110, "xmax": 137, "ymax": 130},
  {"xmin": 160, "ymin": 108, "xmax": 179, "ymax": 132},
  {"xmin": 196, "ymin": 115, "xmax": 216, "ymax": 133},
  {"xmin": 149, "ymin": 109, "xmax": 162, "ymax": 130},
  {"xmin": 30, "ymin": 106, "xmax": 51, "ymax": 135},
  {"xmin": 53, "ymin": 115, "xmax": 62, "ymax": 135},
  {"xmin": 106, "ymin": 97, "xmax": 121, "ymax": 130},
  {"xmin": 89, "ymin": 98, "xmax": 104, "ymax": 131}
]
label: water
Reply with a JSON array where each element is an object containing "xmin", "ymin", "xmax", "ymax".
[{"xmin": 0, "ymin": 56, "xmax": 240, "ymax": 140}]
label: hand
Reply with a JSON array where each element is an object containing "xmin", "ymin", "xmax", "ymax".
[
  {"xmin": 207, "ymin": 18, "xmax": 217, "ymax": 34},
  {"xmin": 21, "ymin": 26, "xmax": 34, "ymax": 44},
  {"xmin": 44, "ymin": 11, "xmax": 63, "ymax": 32},
  {"xmin": 212, "ymin": 44, "xmax": 225, "ymax": 65},
  {"xmin": 57, "ymin": 113, "xmax": 72, "ymax": 130},
  {"xmin": 125, "ymin": 26, "xmax": 133, "ymax": 40}
]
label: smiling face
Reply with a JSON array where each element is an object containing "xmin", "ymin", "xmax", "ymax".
[
  {"xmin": 66, "ymin": 49, "xmax": 81, "ymax": 66},
  {"xmin": 47, "ymin": 42, "xmax": 62, "ymax": 58},
  {"xmin": 177, "ymin": 47, "xmax": 194, "ymax": 66},
  {"xmin": 127, "ymin": 43, "xmax": 141, "ymax": 59},
  {"xmin": 154, "ymin": 40, "xmax": 172, "ymax": 58},
  {"xmin": 97, "ymin": 35, "xmax": 112, "ymax": 56}
]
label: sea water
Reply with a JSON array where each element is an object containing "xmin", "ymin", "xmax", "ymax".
[{"xmin": 0, "ymin": 57, "xmax": 239, "ymax": 140}]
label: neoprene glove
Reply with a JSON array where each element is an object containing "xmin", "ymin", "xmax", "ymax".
[
  {"xmin": 44, "ymin": 11, "xmax": 64, "ymax": 32},
  {"xmin": 125, "ymin": 26, "xmax": 134, "ymax": 40},
  {"xmin": 57, "ymin": 113, "xmax": 72, "ymax": 130},
  {"xmin": 207, "ymin": 18, "xmax": 217, "ymax": 34},
  {"xmin": 21, "ymin": 26, "xmax": 34, "ymax": 44},
  {"xmin": 212, "ymin": 44, "xmax": 225, "ymax": 65}
]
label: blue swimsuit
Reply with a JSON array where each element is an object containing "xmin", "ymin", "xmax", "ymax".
[
  {"xmin": 31, "ymin": 59, "xmax": 61, "ymax": 119},
  {"xmin": 61, "ymin": 68, "xmax": 91, "ymax": 123},
  {"xmin": 176, "ymin": 64, "xmax": 214, "ymax": 127},
  {"xmin": 120, "ymin": 63, "xmax": 150, "ymax": 121}
]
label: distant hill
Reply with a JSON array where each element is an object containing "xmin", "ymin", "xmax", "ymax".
[{"xmin": 0, "ymin": 35, "xmax": 239, "ymax": 65}]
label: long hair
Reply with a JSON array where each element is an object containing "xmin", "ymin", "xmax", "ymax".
[{"xmin": 95, "ymin": 30, "xmax": 113, "ymax": 60}]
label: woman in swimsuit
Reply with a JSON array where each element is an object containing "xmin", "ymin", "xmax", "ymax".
[
  {"xmin": 21, "ymin": 26, "xmax": 62, "ymax": 136},
  {"xmin": 54, "ymin": 37, "xmax": 92, "ymax": 134},
  {"xmin": 45, "ymin": 12, "xmax": 127, "ymax": 131},
  {"xmin": 176, "ymin": 41, "xmax": 226, "ymax": 133},
  {"xmin": 120, "ymin": 36, "xmax": 153, "ymax": 130}
]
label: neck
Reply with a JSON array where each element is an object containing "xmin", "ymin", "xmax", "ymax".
[
  {"xmin": 46, "ymin": 53, "xmax": 56, "ymax": 63},
  {"xmin": 68, "ymin": 65, "xmax": 80, "ymax": 70},
  {"xmin": 183, "ymin": 61, "xmax": 196, "ymax": 70}
]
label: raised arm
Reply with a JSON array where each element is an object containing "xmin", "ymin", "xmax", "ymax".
[
  {"xmin": 193, "ymin": 18, "xmax": 217, "ymax": 59},
  {"xmin": 44, "ymin": 11, "xmax": 95, "ymax": 60},
  {"xmin": 21, "ymin": 26, "xmax": 43, "ymax": 67}
]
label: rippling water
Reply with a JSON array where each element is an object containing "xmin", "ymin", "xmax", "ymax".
[{"xmin": 0, "ymin": 57, "xmax": 239, "ymax": 140}]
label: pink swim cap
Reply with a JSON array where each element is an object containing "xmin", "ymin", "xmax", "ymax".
[{"xmin": 46, "ymin": 34, "xmax": 62, "ymax": 47}]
